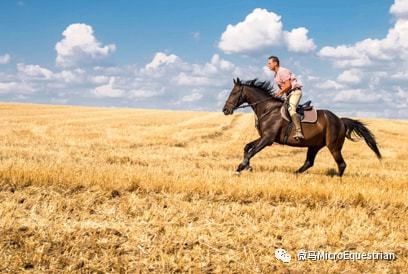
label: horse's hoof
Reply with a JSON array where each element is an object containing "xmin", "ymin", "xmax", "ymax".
[{"xmin": 234, "ymin": 171, "xmax": 241, "ymax": 176}]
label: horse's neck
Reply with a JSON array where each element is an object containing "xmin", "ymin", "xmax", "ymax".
[{"xmin": 244, "ymin": 87, "xmax": 282, "ymax": 117}]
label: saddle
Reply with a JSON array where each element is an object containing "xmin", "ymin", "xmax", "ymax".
[{"xmin": 280, "ymin": 100, "xmax": 318, "ymax": 123}]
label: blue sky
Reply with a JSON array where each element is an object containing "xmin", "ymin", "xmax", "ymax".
[{"xmin": 1, "ymin": 0, "xmax": 407, "ymax": 118}]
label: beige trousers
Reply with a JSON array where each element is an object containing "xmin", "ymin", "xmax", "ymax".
[{"xmin": 287, "ymin": 89, "xmax": 302, "ymax": 116}]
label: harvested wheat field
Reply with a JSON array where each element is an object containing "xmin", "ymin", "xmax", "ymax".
[{"xmin": 0, "ymin": 102, "xmax": 407, "ymax": 273}]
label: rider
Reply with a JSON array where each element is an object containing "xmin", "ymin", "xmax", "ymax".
[{"xmin": 267, "ymin": 56, "xmax": 304, "ymax": 140}]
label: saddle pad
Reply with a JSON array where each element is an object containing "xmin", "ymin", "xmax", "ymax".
[{"xmin": 280, "ymin": 106, "xmax": 318, "ymax": 123}]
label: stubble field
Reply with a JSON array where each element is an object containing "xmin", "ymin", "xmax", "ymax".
[{"xmin": 0, "ymin": 102, "xmax": 407, "ymax": 273}]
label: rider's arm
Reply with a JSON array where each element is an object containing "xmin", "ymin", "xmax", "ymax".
[{"xmin": 277, "ymin": 79, "xmax": 291, "ymax": 96}]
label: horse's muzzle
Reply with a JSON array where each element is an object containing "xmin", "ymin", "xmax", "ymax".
[{"xmin": 222, "ymin": 107, "xmax": 233, "ymax": 115}]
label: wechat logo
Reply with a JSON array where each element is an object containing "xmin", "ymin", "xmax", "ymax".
[{"xmin": 275, "ymin": 248, "xmax": 291, "ymax": 263}]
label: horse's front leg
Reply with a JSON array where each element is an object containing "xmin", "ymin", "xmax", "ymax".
[
  {"xmin": 236, "ymin": 135, "xmax": 274, "ymax": 174},
  {"xmin": 238, "ymin": 138, "xmax": 260, "ymax": 173}
]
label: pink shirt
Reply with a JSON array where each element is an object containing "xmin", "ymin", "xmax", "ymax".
[{"xmin": 274, "ymin": 67, "xmax": 302, "ymax": 92}]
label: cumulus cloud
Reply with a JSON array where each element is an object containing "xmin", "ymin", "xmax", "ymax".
[
  {"xmin": 218, "ymin": 8, "xmax": 315, "ymax": 54},
  {"xmin": 173, "ymin": 73, "xmax": 213, "ymax": 86},
  {"xmin": 390, "ymin": 0, "xmax": 408, "ymax": 18},
  {"xmin": 284, "ymin": 27, "xmax": 316, "ymax": 53},
  {"xmin": 333, "ymin": 89, "xmax": 382, "ymax": 103},
  {"xmin": 140, "ymin": 52, "xmax": 189, "ymax": 78},
  {"xmin": 4, "ymin": 51, "xmax": 237, "ymax": 107},
  {"xmin": 180, "ymin": 91, "xmax": 203, "ymax": 102},
  {"xmin": 145, "ymin": 52, "xmax": 180, "ymax": 70},
  {"xmin": 319, "ymin": 2, "xmax": 408, "ymax": 69},
  {"xmin": 0, "ymin": 81, "xmax": 34, "ymax": 94},
  {"xmin": 316, "ymin": 80, "xmax": 344, "ymax": 90},
  {"xmin": 172, "ymin": 54, "xmax": 237, "ymax": 87},
  {"xmin": 17, "ymin": 63, "xmax": 54, "ymax": 79},
  {"xmin": 130, "ymin": 88, "xmax": 164, "ymax": 100},
  {"xmin": 194, "ymin": 54, "xmax": 235, "ymax": 75},
  {"xmin": 92, "ymin": 77, "xmax": 124, "ymax": 98},
  {"xmin": 55, "ymin": 69, "xmax": 87, "ymax": 84},
  {"xmin": 395, "ymin": 86, "xmax": 408, "ymax": 107},
  {"xmin": 0, "ymin": 54, "xmax": 11, "ymax": 64},
  {"xmin": 337, "ymin": 69, "xmax": 363, "ymax": 84},
  {"xmin": 55, "ymin": 23, "xmax": 116, "ymax": 68},
  {"xmin": 310, "ymin": 0, "xmax": 408, "ymax": 118}
]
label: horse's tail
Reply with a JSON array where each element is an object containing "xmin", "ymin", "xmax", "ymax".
[{"xmin": 341, "ymin": 118, "xmax": 382, "ymax": 159}]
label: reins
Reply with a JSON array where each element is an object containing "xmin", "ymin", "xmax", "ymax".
[
  {"xmin": 234, "ymin": 97, "xmax": 276, "ymax": 110},
  {"xmin": 232, "ymin": 85, "xmax": 283, "ymax": 110}
]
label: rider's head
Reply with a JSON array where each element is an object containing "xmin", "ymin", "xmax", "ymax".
[{"xmin": 267, "ymin": 56, "xmax": 279, "ymax": 71}]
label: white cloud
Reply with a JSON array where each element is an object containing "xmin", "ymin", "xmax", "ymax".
[
  {"xmin": 319, "ymin": 5, "xmax": 408, "ymax": 68},
  {"xmin": 391, "ymin": 70, "xmax": 408, "ymax": 80},
  {"xmin": 192, "ymin": 54, "xmax": 236, "ymax": 76},
  {"xmin": 218, "ymin": 8, "xmax": 283, "ymax": 54},
  {"xmin": 395, "ymin": 86, "xmax": 408, "ymax": 107},
  {"xmin": 90, "ymin": 75, "xmax": 110, "ymax": 85},
  {"xmin": 216, "ymin": 89, "xmax": 229, "ymax": 101},
  {"xmin": 17, "ymin": 63, "xmax": 54, "ymax": 79},
  {"xmin": 140, "ymin": 52, "xmax": 188, "ymax": 79},
  {"xmin": 0, "ymin": 81, "xmax": 34, "ymax": 94},
  {"xmin": 55, "ymin": 69, "xmax": 86, "ymax": 84},
  {"xmin": 180, "ymin": 91, "xmax": 203, "ymax": 102},
  {"xmin": 130, "ymin": 87, "xmax": 164, "ymax": 99},
  {"xmin": 337, "ymin": 69, "xmax": 363, "ymax": 84},
  {"xmin": 0, "ymin": 54, "xmax": 11, "ymax": 64},
  {"xmin": 216, "ymin": 89, "xmax": 230, "ymax": 107},
  {"xmin": 55, "ymin": 23, "xmax": 116, "ymax": 68},
  {"xmin": 173, "ymin": 73, "xmax": 213, "ymax": 86},
  {"xmin": 390, "ymin": 0, "xmax": 408, "ymax": 18},
  {"xmin": 172, "ymin": 54, "xmax": 237, "ymax": 87},
  {"xmin": 333, "ymin": 89, "xmax": 382, "ymax": 103},
  {"xmin": 313, "ymin": 0, "xmax": 408, "ymax": 118},
  {"xmin": 218, "ymin": 8, "xmax": 315, "ymax": 54},
  {"xmin": 317, "ymin": 80, "xmax": 344, "ymax": 90},
  {"xmin": 145, "ymin": 52, "xmax": 180, "ymax": 70},
  {"xmin": 284, "ymin": 27, "xmax": 316, "ymax": 53},
  {"xmin": 92, "ymin": 77, "xmax": 124, "ymax": 98}
]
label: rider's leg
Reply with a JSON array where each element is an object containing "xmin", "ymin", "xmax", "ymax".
[{"xmin": 288, "ymin": 89, "xmax": 304, "ymax": 140}]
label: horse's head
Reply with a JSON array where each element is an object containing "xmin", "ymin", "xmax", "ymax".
[{"xmin": 222, "ymin": 78, "xmax": 246, "ymax": 115}]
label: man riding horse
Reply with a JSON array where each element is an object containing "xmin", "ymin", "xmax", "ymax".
[
  {"xmin": 267, "ymin": 56, "xmax": 304, "ymax": 140},
  {"xmin": 222, "ymin": 57, "xmax": 382, "ymax": 176}
]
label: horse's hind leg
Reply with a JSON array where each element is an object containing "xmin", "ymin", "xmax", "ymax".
[
  {"xmin": 328, "ymin": 147, "xmax": 347, "ymax": 176},
  {"xmin": 296, "ymin": 146, "xmax": 323, "ymax": 174}
]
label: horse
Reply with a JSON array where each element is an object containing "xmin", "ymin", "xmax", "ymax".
[{"xmin": 222, "ymin": 78, "xmax": 382, "ymax": 176}]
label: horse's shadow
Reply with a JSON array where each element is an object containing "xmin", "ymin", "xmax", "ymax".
[
  {"xmin": 248, "ymin": 165, "xmax": 344, "ymax": 177},
  {"xmin": 325, "ymin": 168, "xmax": 339, "ymax": 177}
]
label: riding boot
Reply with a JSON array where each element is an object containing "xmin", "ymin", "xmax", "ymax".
[{"xmin": 291, "ymin": 114, "xmax": 304, "ymax": 141}]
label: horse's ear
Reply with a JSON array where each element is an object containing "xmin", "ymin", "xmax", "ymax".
[
  {"xmin": 237, "ymin": 77, "xmax": 240, "ymax": 83},
  {"xmin": 233, "ymin": 78, "xmax": 236, "ymax": 84}
]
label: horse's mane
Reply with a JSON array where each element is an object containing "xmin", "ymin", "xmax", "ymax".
[{"xmin": 235, "ymin": 78, "xmax": 284, "ymax": 102}]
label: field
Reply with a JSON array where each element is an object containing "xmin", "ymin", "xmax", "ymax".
[{"xmin": 0, "ymin": 102, "xmax": 407, "ymax": 273}]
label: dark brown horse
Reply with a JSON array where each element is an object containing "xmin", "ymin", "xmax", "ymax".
[{"xmin": 222, "ymin": 78, "xmax": 382, "ymax": 176}]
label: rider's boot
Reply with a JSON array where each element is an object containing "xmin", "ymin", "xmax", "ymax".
[{"xmin": 291, "ymin": 114, "xmax": 304, "ymax": 141}]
